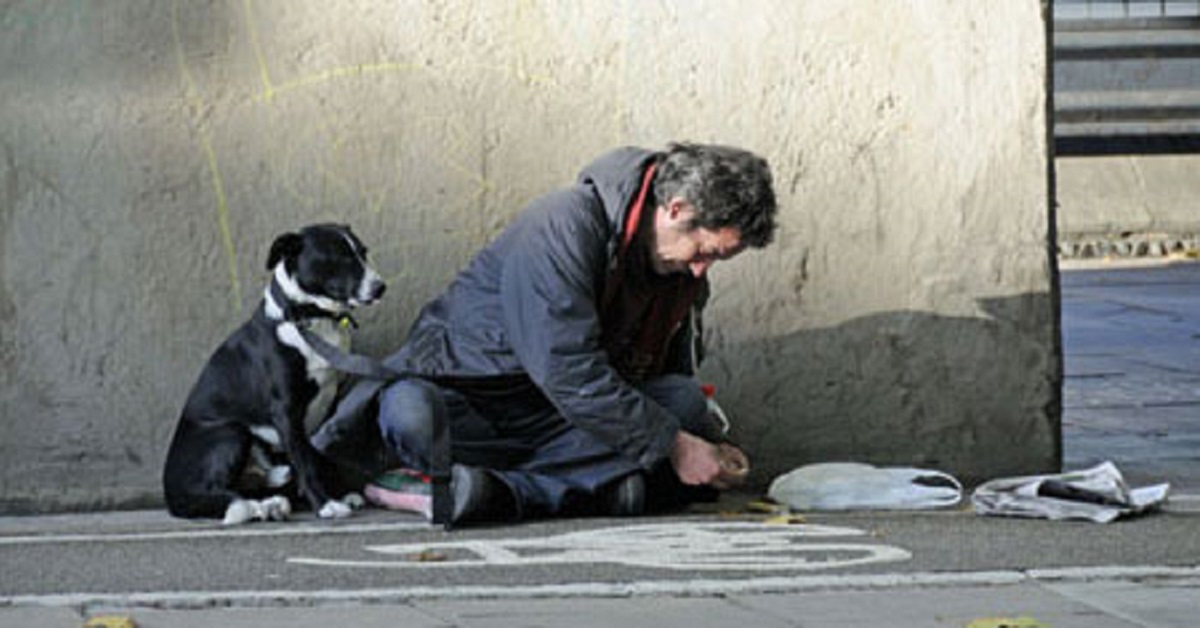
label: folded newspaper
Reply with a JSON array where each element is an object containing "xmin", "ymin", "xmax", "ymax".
[{"xmin": 971, "ymin": 461, "xmax": 1170, "ymax": 523}]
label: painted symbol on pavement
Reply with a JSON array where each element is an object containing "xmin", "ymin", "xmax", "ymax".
[{"xmin": 288, "ymin": 521, "xmax": 912, "ymax": 571}]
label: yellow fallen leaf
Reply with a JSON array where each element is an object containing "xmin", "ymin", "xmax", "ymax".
[
  {"xmin": 408, "ymin": 549, "xmax": 447, "ymax": 562},
  {"xmin": 745, "ymin": 500, "xmax": 783, "ymax": 514},
  {"xmin": 83, "ymin": 617, "xmax": 138, "ymax": 628},
  {"xmin": 965, "ymin": 617, "xmax": 1050, "ymax": 628},
  {"xmin": 763, "ymin": 514, "xmax": 807, "ymax": 525}
]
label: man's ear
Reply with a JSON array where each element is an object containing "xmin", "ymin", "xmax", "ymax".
[
  {"xmin": 665, "ymin": 197, "xmax": 693, "ymax": 222},
  {"xmin": 267, "ymin": 232, "xmax": 303, "ymax": 271}
]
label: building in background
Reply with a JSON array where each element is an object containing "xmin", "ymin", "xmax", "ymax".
[{"xmin": 1054, "ymin": 0, "xmax": 1200, "ymax": 258}]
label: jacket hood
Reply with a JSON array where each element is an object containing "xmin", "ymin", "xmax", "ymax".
[{"xmin": 576, "ymin": 146, "xmax": 660, "ymax": 237}]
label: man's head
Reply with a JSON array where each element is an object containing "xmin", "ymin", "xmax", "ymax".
[{"xmin": 649, "ymin": 143, "xmax": 777, "ymax": 278}]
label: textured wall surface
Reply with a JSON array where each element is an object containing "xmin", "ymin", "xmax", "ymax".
[{"xmin": 0, "ymin": 1, "xmax": 1057, "ymax": 512}]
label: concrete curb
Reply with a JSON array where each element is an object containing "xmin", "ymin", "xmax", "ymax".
[{"xmin": 6, "ymin": 565, "xmax": 1200, "ymax": 612}]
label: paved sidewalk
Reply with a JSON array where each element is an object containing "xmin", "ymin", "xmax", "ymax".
[{"xmin": 5, "ymin": 577, "xmax": 1199, "ymax": 627}]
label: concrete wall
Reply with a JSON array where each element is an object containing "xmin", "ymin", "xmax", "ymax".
[
  {"xmin": 0, "ymin": 1, "xmax": 1058, "ymax": 513},
  {"xmin": 1058, "ymin": 155, "xmax": 1200, "ymax": 239}
]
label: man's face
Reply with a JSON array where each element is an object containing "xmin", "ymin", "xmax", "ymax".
[{"xmin": 650, "ymin": 198, "xmax": 745, "ymax": 278}]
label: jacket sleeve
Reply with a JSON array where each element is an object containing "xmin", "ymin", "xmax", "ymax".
[
  {"xmin": 661, "ymin": 280, "xmax": 709, "ymax": 376},
  {"xmin": 498, "ymin": 192, "xmax": 680, "ymax": 469}
]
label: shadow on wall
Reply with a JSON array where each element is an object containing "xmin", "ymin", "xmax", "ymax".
[{"xmin": 719, "ymin": 292, "xmax": 1062, "ymax": 489}]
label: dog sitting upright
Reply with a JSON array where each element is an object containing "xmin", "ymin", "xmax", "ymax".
[{"xmin": 163, "ymin": 224, "xmax": 386, "ymax": 525}]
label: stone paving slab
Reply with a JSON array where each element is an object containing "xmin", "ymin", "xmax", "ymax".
[
  {"xmin": 8, "ymin": 580, "xmax": 1199, "ymax": 628},
  {"xmin": 734, "ymin": 583, "xmax": 1143, "ymax": 628}
]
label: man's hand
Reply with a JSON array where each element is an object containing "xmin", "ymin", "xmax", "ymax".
[
  {"xmin": 712, "ymin": 443, "xmax": 749, "ymax": 490},
  {"xmin": 670, "ymin": 431, "xmax": 723, "ymax": 486}
]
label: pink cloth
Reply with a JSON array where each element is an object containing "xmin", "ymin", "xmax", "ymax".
[{"xmin": 364, "ymin": 484, "xmax": 432, "ymax": 519}]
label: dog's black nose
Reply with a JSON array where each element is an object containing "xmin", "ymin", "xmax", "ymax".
[{"xmin": 371, "ymin": 281, "xmax": 386, "ymax": 300}]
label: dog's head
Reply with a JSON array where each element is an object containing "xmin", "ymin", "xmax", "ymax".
[{"xmin": 267, "ymin": 224, "xmax": 386, "ymax": 313}]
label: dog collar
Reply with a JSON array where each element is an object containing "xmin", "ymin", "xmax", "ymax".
[{"xmin": 268, "ymin": 280, "xmax": 358, "ymax": 329}]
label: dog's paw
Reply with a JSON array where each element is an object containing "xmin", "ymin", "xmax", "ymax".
[
  {"xmin": 342, "ymin": 492, "xmax": 365, "ymax": 510},
  {"xmin": 262, "ymin": 495, "xmax": 292, "ymax": 521},
  {"xmin": 222, "ymin": 499, "xmax": 258, "ymax": 526},
  {"xmin": 222, "ymin": 497, "xmax": 291, "ymax": 525},
  {"xmin": 265, "ymin": 465, "xmax": 292, "ymax": 489},
  {"xmin": 318, "ymin": 499, "xmax": 354, "ymax": 519}
]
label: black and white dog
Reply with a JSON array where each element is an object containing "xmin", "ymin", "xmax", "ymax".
[{"xmin": 163, "ymin": 224, "xmax": 385, "ymax": 525}]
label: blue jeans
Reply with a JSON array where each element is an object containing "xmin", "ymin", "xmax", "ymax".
[{"xmin": 376, "ymin": 374, "xmax": 712, "ymax": 518}]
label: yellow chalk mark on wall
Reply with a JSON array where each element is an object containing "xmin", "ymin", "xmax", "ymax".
[
  {"xmin": 172, "ymin": 0, "xmax": 241, "ymax": 314},
  {"xmin": 240, "ymin": 0, "xmax": 497, "ymax": 219},
  {"xmin": 243, "ymin": 0, "xmax": 277, "ymax": 103},
  {"xmin": 251, "ymin": 59, "xmax": 556, "ymax": 105},
  {"xmin": 256, "ymin": 63, "xmax": 427, "ymax": 103},
  {"xmin": 173, "ymin": 0, "xmax": 614, "ymax": 303},
  {"xmin": 241, "ymin": 0, "xmax": 555, "ymax": 104}
]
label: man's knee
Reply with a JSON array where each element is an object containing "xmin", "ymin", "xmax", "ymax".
[{"xmin": 378, "ymin": 379, "xmax": 441, "ymax": 460}]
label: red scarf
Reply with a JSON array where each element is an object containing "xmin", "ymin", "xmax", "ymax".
[{"xmin": 600, "ymin": 164, "xmax": 701, "ymax": 382}]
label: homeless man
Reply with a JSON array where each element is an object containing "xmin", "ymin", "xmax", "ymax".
[{"xmin": 314, "ymin": 142, "xmax": 778, "ymax": 524}]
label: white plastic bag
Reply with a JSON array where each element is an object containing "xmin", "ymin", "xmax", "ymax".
[{"xmin": 767, "ymin": 462, "xmax": 963, "ymax": 511}]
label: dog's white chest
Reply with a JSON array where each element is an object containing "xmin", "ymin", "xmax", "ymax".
[
  {"xmin": 277, "ymin": 319, "xmax": 348, "ymax": 372},
  {"xmin": 277, "ymin": 320, "xmax": 348, "ymax": 432}
]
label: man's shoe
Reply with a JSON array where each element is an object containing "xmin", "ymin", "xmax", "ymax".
[
  {"xmin": 605, "ymin": 473, "xmax": 645, "ymax": 517},
  {"xmin": 451, "ymin": 464, "xmax": 519, "ymax": 524}
]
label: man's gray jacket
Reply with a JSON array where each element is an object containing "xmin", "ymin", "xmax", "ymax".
[{"xmin": 318, "ymin": 147, "xmax": 706, "ymax": 472}]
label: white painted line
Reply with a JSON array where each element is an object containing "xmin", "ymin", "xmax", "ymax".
[
  {"xmin": 291, "ymin": 544, "xmax": 912, "ymax": 572},
  {"xmin": 289, "ymin": 522, "xmax": 912, "ymax": 571},
  {"xmin": 5, "ymin": 565, "xmax": 1200, "ymax": 610},
  {"xmin": 1165, "ymin": 493, "xmax": 1200, "ymax": 513},
  {"xmin": 0, "ymin": 521, "xmax": 427, "ymax": 546}
]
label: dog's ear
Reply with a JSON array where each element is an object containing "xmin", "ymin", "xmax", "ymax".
[{"xmin": 267, "ymin": 232, "xmax": 303, "ymax": 271}]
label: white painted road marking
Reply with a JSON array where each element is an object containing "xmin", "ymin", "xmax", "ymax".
[{"xmin": 288, "ymin": 522, "xmax": 913, "ymax": 571}]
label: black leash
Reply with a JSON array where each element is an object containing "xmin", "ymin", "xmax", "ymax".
[{"xmin": 269, "ymin": 281, "xmax": 455, "ymax": 529}]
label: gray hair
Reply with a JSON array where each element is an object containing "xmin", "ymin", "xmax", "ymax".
[{"xmin": 652, "ymin": 143, "xmax": 778, "ymax": 248}]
